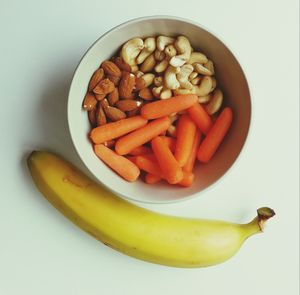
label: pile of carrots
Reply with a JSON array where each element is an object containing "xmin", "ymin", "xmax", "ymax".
[{"xmin": 90, "ymin": 94, "xmax": 233, "ymax": 187}]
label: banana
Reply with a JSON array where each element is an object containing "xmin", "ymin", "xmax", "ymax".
[{"xmin": 27, "ymin": 151, "xmax": 275, "ymax": 268}]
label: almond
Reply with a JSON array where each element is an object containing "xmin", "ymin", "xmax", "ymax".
[
  {"xmin": 107, "ymin": 74, "xmax": 121, "ymax": 86},
  {"xmin": 127, "ymin": 108, "xmax": 140, "ymax": 117},
  {"xmin": 119, "ymin": 72, "xmax": 136, "ymax": 99},
  {"xmin": 126, "ymin": 100, "xmax": 143, "ymax": 117},
  {"xmin": 94, "ymin": 93, "xmax": 106, "ymax": 101},
  {"xmin": 104, "ymin": 106, "xmax": 126, "ymax": 121},
  {"xmin": 115, "ymin": 100, "xmax": 139, "ymax": 112},
  {"xmin": 88, "ymin": 68, "xmax": 104, "ymax": 91},
  {"xmin": 88, "ymin": 109, "xmax": 97, "ymax": 127},
  {"xmin": 96, "ymin": 105, "xmax": 107, "ymax": 126},
  {"xmin": 82, "ymin": 92, "xmax": 97, "ymax": 110},
  {"xmin": 139, "ymin": 87, "xmax": 154, "ymax": 100},
  {"xmin": 112, "ymin": 57, "xmax": 131, "ymax": 72},
  {"xmin": 134, "ymin": 77, "xmax": 146, "ymax": 91},
  {"xmin": 101, "ymin": 60, "xmax": 122, "ymax": 77},
  {"xmin": 100, "ymin": 98, "xmax": 109, "ymax": 108},
  {"xmin": 93, "ymin": 78, "xmax": 115, "ymax": 95},
  {"xmin": 140, "ymin": 53, "xmax": 156, "ymax": 73},
  {"xmin": 107, "ymin": 88, "xmax": 119, "ymax": 105}
]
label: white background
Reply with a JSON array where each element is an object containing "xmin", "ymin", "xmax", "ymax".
[{"xmin": 0, "ymin": 0, "xmax": 299, "ymax": 294}]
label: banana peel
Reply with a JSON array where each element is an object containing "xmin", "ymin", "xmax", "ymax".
[{"xmin": 27, "ymin": 151, "xmax": 275, "ymax": 268}]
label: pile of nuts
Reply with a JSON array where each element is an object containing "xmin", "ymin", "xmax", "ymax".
[{"xmin": 83, "ymin": 35, "xmax": 224, "ymax": 138}]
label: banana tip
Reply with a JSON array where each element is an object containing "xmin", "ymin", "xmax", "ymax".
[
  {"xmin": 257, "ymin": 207, "xmax": 275, "ymax": 232},
  {"xmin": 257, "ymin": 207, "xmax": 276, "ymax": 220}
]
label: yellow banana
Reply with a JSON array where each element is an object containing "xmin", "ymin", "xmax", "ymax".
[{"xmin": 27, "ymin": 151, "xmax": 275, "ymax": 268}]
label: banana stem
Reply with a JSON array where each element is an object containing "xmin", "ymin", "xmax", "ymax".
[
  {"xmin": 257, "ymin": 207, "xmax": 276, "ymax": 231},
  {"xmin": 243, "ymin": 207, "xmax": 275, "ymax": 237}
]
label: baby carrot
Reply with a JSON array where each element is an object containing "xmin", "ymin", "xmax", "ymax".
[
  {"xmin": 183, "ymin": 129, "xmax": 202, "ymax": 172},
  {"xmin": 151, "ymin": 137, "xmax": 183, "ymax": 184},
  {"xmin": 94, "ymin": 144, "xmax": 140, "ymax": 182},
  {"xmin": 134, "ymin": 154, "xmax": 163, "ymax": 177},
  {"xmin": 145, "ymin": 173, "xmax": 162, "ymax": 184},
  {"xmin": 178, "ymin": 171, "xmax": 194, "ymax": 187},
  {"xmin": 160, "ymin": 136, "xmax": 176, "ymax": 153},
  {"xmin": 141, "ymin": 94, "xmax": 198, "ymax": 119},
  {"xmin": 115, "ymin": 117, "xmax": 171, "ymax": 155},
  {"xmin": 90, "ymin": 116, "xmax": 147, "ymax": 144},
  {"xmin": 128, "ymin": 145, "xmax": 152, "ymax": 156},
  {"xmin": 188, "ymin": 103, "xmax": 213, "ymax": 135},
  {"xmin": 197, "ymin": 107, "xmax": 233, "ymax": 163},
  {"xmin": 174, "ymin": 115, "xmax": 197, "ymax": 167}
]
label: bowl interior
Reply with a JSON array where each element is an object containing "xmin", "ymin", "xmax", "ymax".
[{"xmin": 68, "ymin": 16, "xmax": 251, "ymax": 203}]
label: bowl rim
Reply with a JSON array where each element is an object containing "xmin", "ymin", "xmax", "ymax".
[{"xmin": 67, "ymin": 15, "xmax": 252, "ymax": 204}]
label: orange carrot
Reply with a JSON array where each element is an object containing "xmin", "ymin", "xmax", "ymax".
[
  {"xmin": 90, "ymin": 116, "xmax": 147, "ymax": 144},
  {"xmin": 197, "ymin": 107, "xmax": 233, "ymax": 163},
  {"xmin": 115, "ymin": 117, "xmax": 171, "ymax": 155},
  {"xmin": 174, "ymin": 115, "xmax": 197, "ymax": 167},
  {"xmin": 178, "ymin": 171, "xmax": 194, "ymax": 187},
  {"xmin": 188, "ymin": 103, "xmax": 213, "ymax": 135},
  {"xmin": 128, "ymin": 145, "xmax": 152, "ymax": 156},
  {"xmin": 141, "ymin": 94, "xmax": 198, "ymax": 119},
  {"xmin": 160, "ymin": 136, "xmax": 176, "ymax": 153},
  {"xmin": 134, "ymin": 154, "xmax": 163, "ymax": 177},
  {"xmin": 145, "ymin": 173, "xmax": 162, "ymax": 184},
  {"xmin": 137, "ymin": 153, "xmax": 194, "ymax": 187},
  {"xmin": 126, "ymin": 156, "xmax": 137, "ymax": 163},
  {"xmin": 151, "ymin": 137, "xmax": 183, "ymax": 184},
  {"xmin": 94, "ymin": 144, "xmax": 140, "ymax": 182},
  {"xmin": 183, "ymin": 129, "xmax": 202, "ymax": 172}
]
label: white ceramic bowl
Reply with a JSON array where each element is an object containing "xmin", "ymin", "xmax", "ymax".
[{"xmin": 68, "ymin": 16, "xmax": 251, "ymax": 203}]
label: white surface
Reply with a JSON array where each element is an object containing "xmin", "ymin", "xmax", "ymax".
[
  {"xmin": 68, "ymin": 16, "xmax": 251, "ymax": 203},
  {"xmin": 0, "ymin": 0, "xmax": 298, "ymax": 294}
]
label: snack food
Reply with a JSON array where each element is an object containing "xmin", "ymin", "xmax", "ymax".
[{"xmin": 82, "ymin": 35, "xmax": 233, "ymax": 187}]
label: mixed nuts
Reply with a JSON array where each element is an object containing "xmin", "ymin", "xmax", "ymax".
[{"xmin": 82, "ymin": 35, "xmax": 224, "ymax": 135}]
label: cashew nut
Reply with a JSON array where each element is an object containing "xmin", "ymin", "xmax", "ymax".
[
  {"xmin": 189, "ymin": 71, "xmax": 198, "ymax": 80},
  {"xmin": 193, "ymin": 76, "xmax": 213, "ymax": 96},
  {"xmin": 173, "ymin": 88, "xmax": 195, "ymax": 95},
  {"xmin": 140, "ymin": 53, "xmax": 156, "ymax": 73},
  {"xmin": 135, "ymin": 71, "xmax": 144, "ymax": 78},
  {"xmin": 176, "ymin": 64, "xmax": 194, "ymax": 89},
  {"xmin": 191, "ymin": 76, "xmax": 202, "ymax": 85},
  {"xmin": 142, "ymin": 73, "xmax": 155, "ymax": 87},
  {"xmin": 121, "ymin": 38, "xmax": 144, "ymax": 67},
  {"xmin": 154, "ymin": 58, "xmax": 169, "ymax": 73},
  {"xmin": 164, "ymin": 66, "xmax": 180, "ymax": 90},
  {"xmin": 154, "ymin": 76, "xmax": 163, "ymax": 87},
  {"xmin": 173, "ymin": 76, "xmax": 213, "ymax": 96},
  {"xmin": 210, "ymin": 77, "xmax": 217, "ymax": 92},
  {"xmin": 160, "ymin": 88, "xmax": 172, "ymax": 99},
  {"xmin": 157, "ymin": 36, "xmax": 175, "ymax": 51},
  {"xmin": 167, "ymin": 125, "xmax": 177, "ymax": 137},
  {"xmin": 136, "ymin": 37, "xmax": 156, "ymax": 64},
  {"xmin": 131, "ymin": 65, "xmax": 139, "ymax": 73},
  {"xmin": 188, "ymin": 52, "xmax": 208, "ymax": 64},
  {"xmin": 198, "ymin": 94, "xmax": 211, "ymax": 104},
  {"xmin": 164, "ymin": 44, "xmax": 177, "ymax": 58},
  {"xmin": 194, "ymin": 63, "xmax": 213, "ymax": 76},
  {"xmin": 170, "ymin": 36, "xmax": 192, "ymax": 67},
  {"xmin": 152, "ymin": 86, "xmax": 163, "ymax": 98},
  {"xmin": 154, "ymin": 49, "xmax": 166, "ymax": 61},
  {"xmin": 205, "ymin": 89, "xmax": 223, "ymax": 115},
  {"xmin": 204, "ymin": 60, "xmax": 215, "ymax": 75}
]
